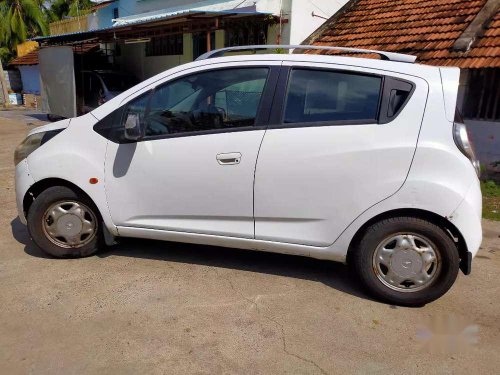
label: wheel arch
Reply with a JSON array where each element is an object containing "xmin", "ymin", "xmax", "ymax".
[
  {"xmin": 346, "ymin": 208, "xmax": 469, "ymax": 273},
  {"xmin": 23, "ymin": 178, "xmax": 100, "ymax": 219}
]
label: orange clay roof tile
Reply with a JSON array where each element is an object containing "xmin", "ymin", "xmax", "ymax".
[
  {"xmin": 10, "ymin": 44, "xmax": 100, "ymax": 66},
  {"xmin": 308, "ymin": 0, "xmax": 500, "ymax": 68}
]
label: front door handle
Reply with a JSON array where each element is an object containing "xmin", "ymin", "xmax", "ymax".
[{"xmin": 216, "ymin": 152, "xmax": 242, "ymax": 165}]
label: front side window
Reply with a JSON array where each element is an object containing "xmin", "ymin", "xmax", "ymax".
[
  {"xmin": 143, "ymin": 68, "xmax": 269, "ymax": 137},
  {"xmin": 283, "ymin": 69, "xmax": 382, "ymax": 124}
]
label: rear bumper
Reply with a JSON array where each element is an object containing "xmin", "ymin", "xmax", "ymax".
[
  {"xmin": 448, "ymin": 180, "xmax": 483, "ymax": 269},
  {"xmin": 15, "ymin": 160, "xmax": 35, "ymax": 225}
]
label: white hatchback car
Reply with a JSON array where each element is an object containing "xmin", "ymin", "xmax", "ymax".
[{"xmin": 15, "ymin": 45, "xmax": 482, "ymax": 306}]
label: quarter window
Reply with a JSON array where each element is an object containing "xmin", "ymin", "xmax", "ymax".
[
  {"xmin": 283, "ymin": 69, "xmax": 382, "ymax": 124},
  {"xmin": 144, "ymin": 68, "xmax": 269, "ymax": 137}
]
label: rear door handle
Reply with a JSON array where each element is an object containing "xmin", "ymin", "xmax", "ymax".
[{"xmin": 216, "ymin": 152, "xmax": 242, "ymax": 165}]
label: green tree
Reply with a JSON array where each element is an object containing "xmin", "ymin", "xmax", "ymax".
[
  {"xmin": 48, "ymin": 0, "xmax": 93, "ymax": 21},
  {"xmin": 0, "ymin": 0, "xmax": 48, "ymax": 54},
  {"xmin": 0, "ymin": 6, "xmax": 12, "ymax": 63}
]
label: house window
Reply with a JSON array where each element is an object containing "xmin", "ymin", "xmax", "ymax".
[
  {"xmin": 145, "ymin": 34, "xmax": 184, "ymax": 57},
  {"xmin": 192, "ymin": 32, "xmax": 215, "ymax": 60},
  {"xmin": 463, "ymin": 68, "xmax": 500, "ymax": 121},
  {"xmin": 225, "ymin": 23, "xmax": 267, "ymax": 47},
  {"xmin": 113, "ymin": 8, "xmax": 119, "ymax": 19}
]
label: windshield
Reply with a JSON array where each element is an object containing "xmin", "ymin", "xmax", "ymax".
[{"xmin": 99, "ymin": 73, "xmax": 138, "ymax": 92}]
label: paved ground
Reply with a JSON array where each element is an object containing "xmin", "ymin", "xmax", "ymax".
[{"xmin": 1, "ymin": 109, "xmax": 499, "ymax": 374}]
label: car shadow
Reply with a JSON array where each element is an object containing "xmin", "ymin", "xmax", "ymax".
[
  {"xmin": 11, "ymin": 217, "xmax": 377, "ymax": 303},
  {"xmin": 11, "ymin": 217, "xmax": 53, "ymax": 258}
]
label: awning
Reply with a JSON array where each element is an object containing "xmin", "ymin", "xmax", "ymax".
[
  {"xmin": 33, "ymin": 9, "xmax": 276, "ymax": 46},
  {"xmin": 113, "ymin": 7, "xmax": 272, "ymax": 27}
]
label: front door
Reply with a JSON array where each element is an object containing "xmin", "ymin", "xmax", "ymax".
[{"xmin": 104, "ymin": 65, "xmax": 278, "ymax": 238}]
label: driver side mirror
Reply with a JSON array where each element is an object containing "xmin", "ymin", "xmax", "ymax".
[{"xmin": 124, "ymin": 112, "xmax": 142, "ymax": 141}]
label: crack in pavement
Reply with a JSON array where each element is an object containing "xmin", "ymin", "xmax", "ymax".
[{"xmin": 214, "ymin": 268, "xmax": 330, "ymax": 375}]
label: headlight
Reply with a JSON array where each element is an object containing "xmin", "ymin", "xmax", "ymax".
[{"xmin": 14, "ymin": 130, "xmax": 63, "ymax": 166}]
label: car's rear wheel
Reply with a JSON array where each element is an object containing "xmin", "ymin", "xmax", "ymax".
[
  {"xmin": 351, "ymin": 216, "xmax": 460, "ymax": 306},
  {"xmin": 27, "ymin": 186, "xmax": 102, "ymax": 258}
]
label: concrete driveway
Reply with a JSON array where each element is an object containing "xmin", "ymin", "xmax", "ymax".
[{"xmin": 1, "ymin": 110, "xmax": 499, "ymax": 374}]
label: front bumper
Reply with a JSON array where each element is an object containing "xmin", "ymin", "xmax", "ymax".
[{"xmin": 15, "ymin": 160, "xmax": 35, "ymax": 225}]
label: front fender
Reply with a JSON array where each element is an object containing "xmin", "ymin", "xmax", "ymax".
[{"xmin": 26, "ymin": 114, "xmax": 117, "ymax": 235}]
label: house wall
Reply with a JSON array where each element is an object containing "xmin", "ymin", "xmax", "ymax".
[
  {"xmin": 3, "ymin": 70, "xmax": 22, "ymax": 92},
  {"xmin": 466, "ymin": 120, "xmax": 500, "ymax": 172},
  {"xmin": 457, "ymin": 69, "xmax": 500, "ymax": 172},
  {"xmin": 96, "ymin": 6, "xmax": 114, "ymax": 28},
  {"xmin": 17, "ymin": 65, "xmax": 41, "ymax": 94},
  {"xmin": 288, "ymin": 0, "xmax": 348, "ymax": 45},
  {"xmin": 96, "ymin": 0, "xmax": 136, "ymax": 28},
  {"xmin": 117, "ymin": 31, "xmax": 226, "ymax": 81}
]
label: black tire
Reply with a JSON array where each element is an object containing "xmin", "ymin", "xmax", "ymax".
[
  {"xmin": 27, "ymin": 186, "xmax": 102, "ymax": 258},
  {"xmin": 351, "ymin": 217, "xmax": 460, "ymax": 306}
]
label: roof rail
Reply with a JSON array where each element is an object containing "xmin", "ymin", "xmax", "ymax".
[{"xmin": 195, "ymin": 45, "xmax": 417, "ymax": 63}]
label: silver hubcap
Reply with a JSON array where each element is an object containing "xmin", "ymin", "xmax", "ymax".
[
  {"xmin": 42, "ymin": 201, "xmax": 97, "ymax": 248},
  {"xmin": 372, "ymin": 234, "xmax": 440, "ymax": 292}
]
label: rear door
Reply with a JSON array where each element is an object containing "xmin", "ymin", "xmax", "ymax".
[{"xmin": 254, "ymin": 63, "xmax": 428, "ymax": 246}]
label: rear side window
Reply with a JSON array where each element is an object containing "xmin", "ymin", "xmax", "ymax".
[{"xmin": 283, "ymin": 69, "xmax": 382, "ymax": 124}]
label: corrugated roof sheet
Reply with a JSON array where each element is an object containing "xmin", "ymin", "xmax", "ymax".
[
  {"xmin": 113, "ymin": 8, "xmax": 271, "ymax": 27},
  {"xmin": 306, "ymin": 0, "xmax": 500, "ymax": 68},
  {"xmin": 33, "ymin": 8, "xmax": 271, "ymax": 44}
]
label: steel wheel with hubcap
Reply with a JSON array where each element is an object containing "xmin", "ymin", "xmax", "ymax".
[
  {"xmin": 351, "ymin": 216, "xmax": 459, "ymax": 306},
  {"xmin": 42, "ymin": 201, "xmax": 97, "ymax": 248},
  {"xmin": 372, "ymin": 233, "xmax": 440, "ymax": 292},
  {"xmin": 27, "ymin": 186, "xmax": 102, "ymax": 258}
]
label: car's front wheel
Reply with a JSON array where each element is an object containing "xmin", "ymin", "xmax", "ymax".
[
  {"xmin": 27, "ymin": 186, "xmax": 102, "ymax": 258},
  {"xmin": 351, "ymin": 216, "xmax": 460, "ymax": 306}
]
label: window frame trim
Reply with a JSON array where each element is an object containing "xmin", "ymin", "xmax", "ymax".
[
  {"xmin": 93, "ymin": 64, "xmax": 282, "ymax": 144},
  {"xmin": 268, "ymin": 65, "xmax": 415, "ymax": 129},
  {"xmin": 137, "ymin": 65, "xmax": 280, "ymax": 142}
]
